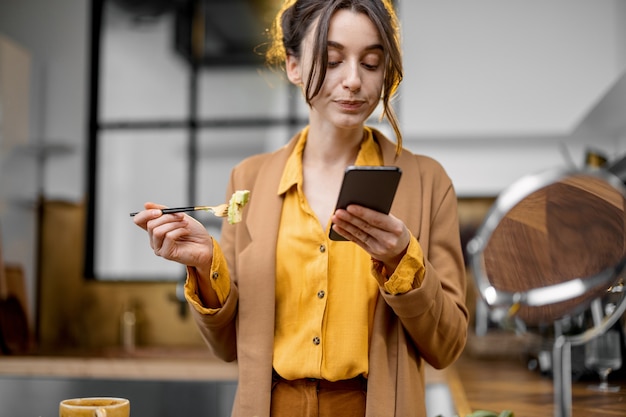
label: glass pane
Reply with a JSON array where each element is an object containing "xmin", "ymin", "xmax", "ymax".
[
  {"xmin": 197, "ymin": 69, "xmax": 291, "ymax": 119},
  {"xmin": 194, "ymin": 126, "xmax": 294, "ymax": 238},
  {"xmin": 95, "ymin": 129, "xmax": 188, "ymax": 280},
  {"xmin": 99, "ymin": 2, "xmax": 188, "ymax": 121}
]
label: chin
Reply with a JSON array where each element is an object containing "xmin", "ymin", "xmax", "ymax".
[{"xmin": 332, "ymin": 114, "xmax": 371, "ymax": 130}]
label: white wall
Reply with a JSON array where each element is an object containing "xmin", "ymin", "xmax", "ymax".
[
  {"xmin": 0, "ymin": 0, "xmax": 622, "ymax": 202},
  {"xmin": 400, "ymin": 0, "xmax": 626, "ymax": 196},
  {"xmin": 0, "ymin": 0, "xmax": 88, "ymax": 201},
  {"xmin": 401, "ymin": 0, "xmax": 623, "ymax": 137},
  {"xmin": 0, "ymin": 0, "xmax": 88, "ymax": 322}
]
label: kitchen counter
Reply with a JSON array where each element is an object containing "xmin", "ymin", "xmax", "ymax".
[
  {"xmin": 0, "ymin": 347, "xmax": 239, "ymax": 417},
  {"xmin": 0, "ymin": 346, "xmax": 462, "ymax": 417},
  {"xmin": 1, "ymin": 345, "xmax": 625, "ymax": 416},
  {"xmin": 0, "ymin": 346, "xmax": 452, "ymax": 385},
  {"xmin": 454, "ymin": 354, "xmax": 626, "ymax": 417},
  {"xmin": 0, "ymin": 347, "xmax": 238, "ymax": 381}
]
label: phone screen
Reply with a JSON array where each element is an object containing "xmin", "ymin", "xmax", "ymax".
[{"xmin": 329, "ymin": 166, "xmax": 402, "ymax": 241}]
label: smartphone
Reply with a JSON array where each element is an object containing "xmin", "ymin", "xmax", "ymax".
[{"xmin": 329, "ymin": 166, "xmax": 402, "ymax": 241}]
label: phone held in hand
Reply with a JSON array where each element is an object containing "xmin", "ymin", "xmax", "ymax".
[{"xmin": 329, "ymin": 165, "xmax": 402, "ymax": 241}]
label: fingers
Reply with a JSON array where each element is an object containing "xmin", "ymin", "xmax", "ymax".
[
  {"xmin": 149, "ymin": 216, "xmax": 188, "ymax": 255},
  {"xmin": 145, "ymin": 201, "xmax": 167, "ymax": 210},
  {"xmin": 133, "ymin": 202, "xmax": 213, "ymax": 268},
  {"xmin": 132, "ymin": 202, "xmax": 167, "ymax": 229},
  {"xmin": 133, "ymin": 201, "xmax": 186, "ymax": 253},
  {"xmin": 331, "ymin": 212, "xmax": 376, "ymax": 245},
  {"xmin": 332, "ymin": 205, "xmax": 408, "ymax": 260},
  {"xmin": 333, "ymin": 205, "xmax": 394, "ymax": 240}
]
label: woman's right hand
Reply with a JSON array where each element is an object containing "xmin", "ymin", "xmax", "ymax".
[{"xmin": 132, "ymin": 202, "xmax": 214, "ymax": 273}]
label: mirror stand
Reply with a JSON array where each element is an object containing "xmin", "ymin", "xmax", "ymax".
[
  {"xmin": 551, "ymin": 283, "xmax": 626, "ymax": 417},
  {"xmin": 552, "ymin": 333, "xmax": 572, "ymax": 417}
]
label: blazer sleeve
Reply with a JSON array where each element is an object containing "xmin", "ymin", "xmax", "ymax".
[
  {"xmin": 381, "ymin": 156, "xmax": 469, "ymax": 369},
  {"xmin": 185, "ymin": 243, "xmax": 239, "ymax": 362},
  {"xmin": 184, "ymin": 170, "xmax": 243, "ymax": 363}
]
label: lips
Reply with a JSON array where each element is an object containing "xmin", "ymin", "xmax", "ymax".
[{"xmin": 335, "ymin": 99, "xmax": 366, "ymax": 111}]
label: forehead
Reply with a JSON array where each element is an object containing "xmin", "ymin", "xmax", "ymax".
[{"xmin": 327, "ymin": 9, "xmax": 382, "ymax": 46}]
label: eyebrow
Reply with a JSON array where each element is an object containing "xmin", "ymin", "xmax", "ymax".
[{"xmin": 327, "ymin": 40, "xmax": 384, "ymax": 53}]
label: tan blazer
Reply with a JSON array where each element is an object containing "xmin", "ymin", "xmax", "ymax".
[{"xmin": 189, "ymin": 129, "xmax": 469, "ymax": 417}]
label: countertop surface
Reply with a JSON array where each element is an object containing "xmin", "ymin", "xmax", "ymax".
[
  {"xmin": 0, "ymin": 346, "xmax": 238, "ymax": 381},
  {"xmin": 453, "ymin": 354, "xmax": 626, "ymax": 417},
  {"xmin": 1, "ymin": 345, "xmax": 626, "ymax": 416}
]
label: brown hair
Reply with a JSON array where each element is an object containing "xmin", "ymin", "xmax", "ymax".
[{"xmin": 266, "ymin": 0, "xmax": 404, "ymax": 153}]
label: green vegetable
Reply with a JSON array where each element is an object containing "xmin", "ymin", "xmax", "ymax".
[
  {"xmin": 466, "ymin": 410, "xmax": 514, "ymax": 417},
  {"xmin": 466, "ymin": 411, "xmax": 499, "ymax": 417},
  {"xmin": 227, "ymin": 190, "xmax": 250, "ymax": 224}
]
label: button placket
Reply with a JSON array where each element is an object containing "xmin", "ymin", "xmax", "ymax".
[{"xmin": 312, "ymin": 242, "xmax": 325, "ymax": 350}]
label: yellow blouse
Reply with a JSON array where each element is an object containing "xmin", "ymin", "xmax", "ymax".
[
  {"xmin": 273, "ymin": 127, "xmax": 423, "ymax": 381},
  {"xmin": 185, "ymin": 126, "xmax": 426, "ymax": 382}
]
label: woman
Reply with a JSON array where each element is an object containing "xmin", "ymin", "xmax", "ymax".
[{"xmin": 133, "ymin": 1, "xmax": 468, "ymax": 416}]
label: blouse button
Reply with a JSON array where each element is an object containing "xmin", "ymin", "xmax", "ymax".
[
  {"xmin": 319, "ymin": 244, "xmax": 326, "ymax": 253},
  {"xmin": 212, "ymin": 272, "xmax": 219, "ymax": 280},
  {"xmin": 313, "ymin": 336, "xmax": 321, "ymax": 345},
  {"xmin": 317, "ymin": 290, "xmax": 325, "ymax": 299}
]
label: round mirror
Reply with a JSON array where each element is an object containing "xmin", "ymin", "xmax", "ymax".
[
  {"xmin": 467, "ymin": 167, "xmax": 626, "ymax": 417},
  {"xmin": 468, "ymin": 168, "xmax": 626, "ymax": 327}
]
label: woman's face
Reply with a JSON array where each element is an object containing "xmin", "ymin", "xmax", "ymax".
[{"xmin": 286, "ymin": 9, "xmax": 385, "ymax": 131}]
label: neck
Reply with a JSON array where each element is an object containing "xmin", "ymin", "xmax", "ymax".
[{"xmin": 303, "ymin": 124, "xmax": 365, "ymax": 169}]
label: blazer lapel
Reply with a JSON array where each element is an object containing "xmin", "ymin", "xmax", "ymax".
[
  {"xmin": 375, "ymin": 130, "xmax": 423, "ymax": 238},
  {"xmin": 236, "ymin": 140, "xmax": 295, "ymax": 416}
]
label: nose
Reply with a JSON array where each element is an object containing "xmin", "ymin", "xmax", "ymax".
[{"xmin": 342, "ymin": 62, "xmax": 362, "ymax": 93}]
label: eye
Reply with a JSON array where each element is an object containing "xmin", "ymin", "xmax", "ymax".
[
  {"xmin": 362, "ymin": 53, "xmax": 381, "ymax": 70},
  {"xmin": 327, "ymin": 51, "xmax": 342, "ymax": 68}
]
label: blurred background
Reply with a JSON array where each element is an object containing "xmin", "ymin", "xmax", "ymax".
[
  {"xmin": 1, "ymin": 0, "xmax": 625, "ymax": 350},
  {"xmin": 1, "ymin": 1, "xmax": 626, "ymax": 416},
  {"xmin": 0, "ymin": 0, "xmax": 625, "ymax": 388}
]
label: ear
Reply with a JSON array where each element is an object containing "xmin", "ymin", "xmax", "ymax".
[{"xmin": 285, "ymin": 54, "xmax": 303, "ymax": 86}]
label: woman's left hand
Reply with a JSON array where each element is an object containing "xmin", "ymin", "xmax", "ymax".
[{"xmin": 330, "ymin": 204, "xmax": 410, "ymax": 273}]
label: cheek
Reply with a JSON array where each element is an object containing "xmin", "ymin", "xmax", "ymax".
[{"xmin": 366, "ymin": 75, "xmax": 384, "ymax": 99}]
